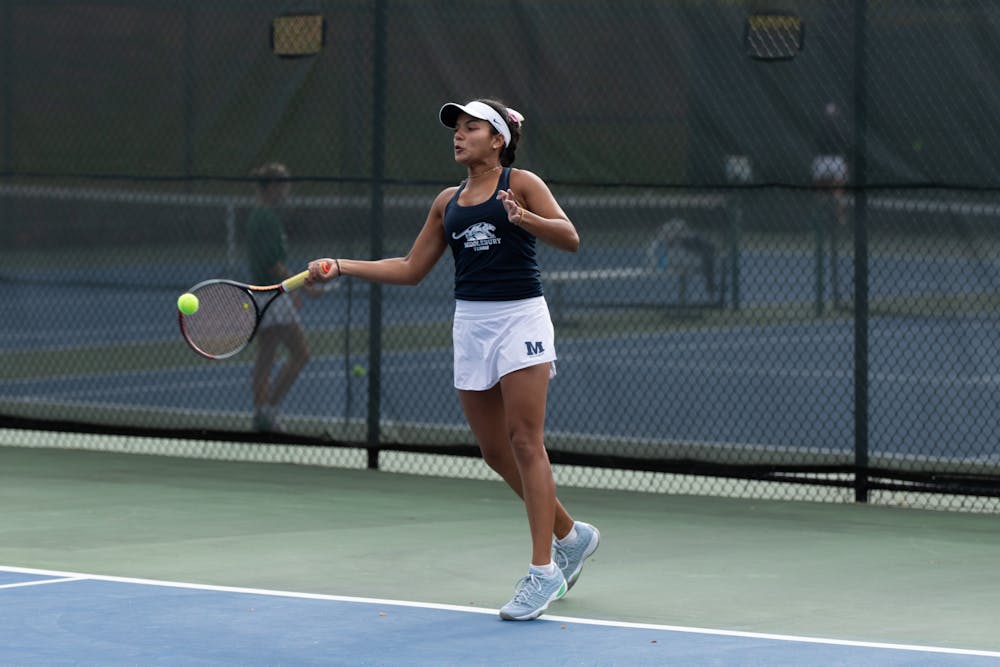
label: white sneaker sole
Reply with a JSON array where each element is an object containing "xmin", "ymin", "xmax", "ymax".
[{"xmin": 499, "ymin": 581, "xmax": 568, "ymax": 621}]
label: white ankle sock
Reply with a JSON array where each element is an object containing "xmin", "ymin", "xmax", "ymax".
[
  {"xmin": 530, "ymin": 562, "xmax": 557, "ymax": 577},
  {"xmin": 556, "ymin": 525, "xmax": 578, "ymax": 546}
]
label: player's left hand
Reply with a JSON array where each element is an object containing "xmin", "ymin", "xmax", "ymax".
[{"xmin": 496, "ymin": 189, "xmax": 526, "ymax": 226}]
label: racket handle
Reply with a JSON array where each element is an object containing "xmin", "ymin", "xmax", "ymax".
[
  {"xmin": 281, "ymin": 269, "xmax": 311, "ymax": 292},
  {"xmin": 281, "ymin": 261, "xmax": 334, "ymax": 292}
]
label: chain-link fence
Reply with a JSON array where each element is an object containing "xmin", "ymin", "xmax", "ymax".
[{"xmin": 2, "ymin": 0, "xmax": 999, "ymax": 510}]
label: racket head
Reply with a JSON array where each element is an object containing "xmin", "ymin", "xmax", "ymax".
[{"xmin": 179, "ymin": 279, "xmax": 261, "ymax": 360}]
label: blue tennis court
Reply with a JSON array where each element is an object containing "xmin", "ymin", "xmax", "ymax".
[{"xmin": 3, "ymin": 566, "xmax": 998, "ymax": 666}]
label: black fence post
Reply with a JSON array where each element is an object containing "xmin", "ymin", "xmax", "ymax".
[
  {"xmin": 852, "ymin": 0, "xmax": 870, "ymax": 503},
  {"xmin": 366, "ymin": 0, "xmax": 388, "ymax": 471}
]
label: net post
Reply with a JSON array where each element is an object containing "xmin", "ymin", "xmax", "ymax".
[
  {"xmin": 724, "ymin": 155, "xmax": 750, "ymax": 311},
  {"xmin": 726, "ymin": 207, "xmax": 742, "ymax": 312},
  {"xmin": 813, "ymin": 203, "xmax": 826, "ymax": 317}
]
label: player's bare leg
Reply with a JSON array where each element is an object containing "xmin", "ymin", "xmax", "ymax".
[
  {"xmin": 459, "ymin": 372, "xmax": 575, "ymax": 548},
  {"xmin": 498, "ymin": 364, "xmax": 560, "ymax": 565}
]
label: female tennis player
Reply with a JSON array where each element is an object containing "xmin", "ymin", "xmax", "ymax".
[{"xmin": 307, "ymin": 98, "xmax": 599, "ymax": 621}]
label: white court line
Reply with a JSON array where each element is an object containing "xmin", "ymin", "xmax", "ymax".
[
  {"xmin": 2, "ymin": 565, "xmax": 999, "ymax": 660},
  {"xmin": 0, "ymin": 576, "xmax": 86, "ymax": 590}
]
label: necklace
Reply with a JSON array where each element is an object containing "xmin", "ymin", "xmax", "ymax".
[{"xmin": 466, "ymin": 165, "xmax": 500, "ymax": 181}]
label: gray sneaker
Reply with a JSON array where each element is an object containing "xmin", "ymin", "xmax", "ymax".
[
  {"xmin": 552, "ymin": 521, "xmax": 600, "ymax": 590},
  {"xmin": 499, "ymin": 570, "xmax": 567, "ymax": 621}
]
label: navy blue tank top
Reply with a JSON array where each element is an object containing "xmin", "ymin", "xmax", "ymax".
[{"xmin": 444, "ymin": 167, "xmax": 543, "ymax": 301}]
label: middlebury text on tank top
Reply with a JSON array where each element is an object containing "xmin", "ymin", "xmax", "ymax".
[{"xmin": 444, "ymin": 167, "xmax": 543, "ymax": 301}]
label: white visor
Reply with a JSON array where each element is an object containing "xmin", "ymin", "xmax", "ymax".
[{"xmin": 439, "ymin": 100, "xmax": 511, "ymax": 147}]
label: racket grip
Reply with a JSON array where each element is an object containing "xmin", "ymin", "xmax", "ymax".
[
  {"xmin": 281, "ymin": 269, "xmax": 311, "ymax": 292},
  {"xmin": 281, "ymin": 261, "xmax": 334, "ymax": 292}
]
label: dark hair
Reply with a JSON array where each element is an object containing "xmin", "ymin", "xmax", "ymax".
[
  {"xmin": 478, "ymin": 98, "xmax": 522, "ymax": 167},
  {"xmin": 251, "ymin": 162, "xmax": 291, "ymax": 189}
]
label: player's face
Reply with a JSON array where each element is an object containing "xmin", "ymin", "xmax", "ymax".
[{"xmin": 452, "ymin": 113, "xmax": 501, "ymax": 165}]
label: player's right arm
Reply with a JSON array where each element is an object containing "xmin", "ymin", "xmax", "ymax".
[{"xmin": 308, "ymin": 187, "xmax": 455, "ymax": 286}]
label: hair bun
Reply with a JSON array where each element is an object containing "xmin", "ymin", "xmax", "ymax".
[{"xmin": 506, "ymin": 107, "xmax": 524, "ymax": 127}]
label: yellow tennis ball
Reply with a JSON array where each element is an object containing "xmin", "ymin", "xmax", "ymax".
[{"xmin": 177, "ymin": 292, "xmax": 199, "ymax": 315}]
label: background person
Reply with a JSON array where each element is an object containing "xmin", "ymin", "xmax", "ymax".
[
  {"xmin": 649, "ymin": 218, "xmax": 719, "ymax": 296},
  {"xmin": 245, "ymin": 162, "xmax": 318, "ymax": 432},
  {"xmin": 811, "ymin": 100, "xmax": 851, "ymax": 228}
]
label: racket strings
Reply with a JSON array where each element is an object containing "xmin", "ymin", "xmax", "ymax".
[{"xmin": 181, "ymin": 283, "xmax": 259, "ymax": 358}]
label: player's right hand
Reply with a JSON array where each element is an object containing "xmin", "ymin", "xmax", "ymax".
[{"xmin": 307, "ymin": 259, "xmax": 339, "ymax": 284}]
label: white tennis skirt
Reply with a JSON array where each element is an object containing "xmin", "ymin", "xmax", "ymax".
[{"xmin": 453, "ymin": 296, "xmax": 557, "ymax": 391}]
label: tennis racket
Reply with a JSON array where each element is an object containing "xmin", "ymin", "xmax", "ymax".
[{"xmin": 178, "ymin": 261, "xmax": 330, "ymax": 360}]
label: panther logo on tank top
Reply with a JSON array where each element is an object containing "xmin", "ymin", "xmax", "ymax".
[{"xmin": 452, "ymin": 221, "xmax": 501, "ymax": 252}]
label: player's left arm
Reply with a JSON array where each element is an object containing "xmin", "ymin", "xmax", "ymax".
[{"xmin": 498, "ymin": 169, "xmax": 580, "ymax": 252}]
